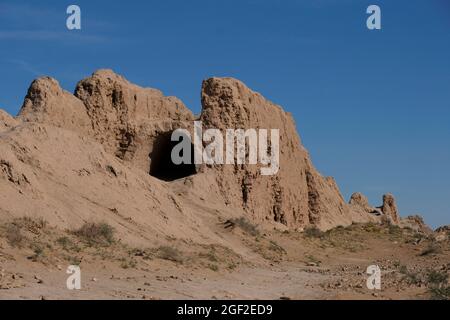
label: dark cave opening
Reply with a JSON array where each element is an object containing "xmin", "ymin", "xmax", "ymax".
[{"xmin": 149, "ymin": 131, "xmax": 196, "ymax": 181}]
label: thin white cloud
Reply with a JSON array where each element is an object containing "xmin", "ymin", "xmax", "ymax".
[
  {"xmin": 0, "ymin": 30, "xmax": 108, "ymax": 43},
  {"xmin": 4, "ymin": 59, "xmax": 44, "ymax": 77},
  {"xmin": 0, "ymin": 2, "xmax": 59, "ymax": 20},
  {"xmin": 0, "ymin": 2, "xmax": 111, "ymax": 44}
]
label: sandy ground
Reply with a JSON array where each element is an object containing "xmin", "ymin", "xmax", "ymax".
[
  {"xmin": 0, "ymin": 261, "xmax": 327, "ymax": 300},
  {"xmin": 0, "ymin": 219, "xmax": 448, "ymax": 300}
]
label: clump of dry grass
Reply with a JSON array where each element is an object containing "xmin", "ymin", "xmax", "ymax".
[
  {"xmin": 303, "ymin": 226, "xmax": 325, "ymax": 239},
  {"xmin": 2, "ymin": 217, "xmax": 48, "ymax": 248},
  {"xmin": 156, "ymin": 246, "xmax": 183, "ymax": 263},
  {"xmin": 419, "ymin": 243, "xmax": 442, "ymax": 256},
  {"xmin": 119, "ymin": 257, "xmax": 138, "ymax": 269},
  {"xmin": 427, "ymin": 270, "xmax": 449, "ymax": 300},
  {"xmin": 398, "ymin": 265, "xmax": 449, "ymax": 299},
  {"xmin": 388, "ymin": 224, "xmax": 403, "ymax": 236},
  {"xmin": 362, "ymin": 222, "xmax": 382, "ymax": 233},
  {"xmin": 268, "ymin": 240, "xmax": 286, "ymax": 254},
  {"xmin": 224, "ymin": 217, "xmax": 260, "ymax": 236},
  {"xmin": 399, "ymin": 265, "xmax": 422, "ymax": 285},
  {"xmin": 17, "ymin": 216, "xmax": 48, "ymax": 230},
  {"xmin": 305, "ymin": 254, "xmax": 321, "ymax": 266},
  {"xmin": 73, "ymin": 222, "xmax": 115, "ymax": 246},
  {"xmin": 56, "ymin": 236, "xmax": 82, "ymax": 253},
  {"xmin": 199, "ymin": 249, "xmax": 218, "ymax": 262},
  {"xmin": 5, "ymin": 223, "xmax": 24, "ymax": 248},
  {"xmin": 208, "ymin": 264, "xmax": 219, "ymax": 272},
  {"xmin": 28, "ymin": 244, "xmax": 46, "ymax": 262}
]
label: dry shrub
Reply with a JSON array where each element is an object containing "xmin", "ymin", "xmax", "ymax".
[
  {"xmin": 427, "ymin": 270, "xmax": 450, "ymax": 300},
  {"xmin": 225, "ymin": 217, "xmax": 260, "ymax": 236},
  {"xmin": 5, "ymin": 223, "xmax": 24, "ymax": 248},
  {"xmin": 303, "ymin": 226, "xmax": 325, "ymax": 239},
  {"xmin": 420, "ymin": 243, "xmax": 442, "ymax": 256},
  {"xmin": 73, "ymin": 222, "xmax": 115, "ymax": 246},
  {"xmin": 156, "ymin": 246, "xmax": 183, "ymax": 263}
]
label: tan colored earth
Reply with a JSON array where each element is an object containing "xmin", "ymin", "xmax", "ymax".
[{"xmin": 0, "ymin": 70, "xmax": 448, "ymax": 300}]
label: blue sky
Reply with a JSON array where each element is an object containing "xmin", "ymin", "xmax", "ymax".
[{"xmin": 0, "ymin": 0, "xmax": 449, "ymax": 228}]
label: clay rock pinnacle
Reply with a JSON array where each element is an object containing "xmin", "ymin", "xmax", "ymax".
[
  {"xmin": 0, "ymin": 109, "xmax": 18, "ymax": 133},
  {"xmin": 349, "ymin": 192, "xmax": 373, "ymax": 213},
  {"xmin": 18, "ymin": 76, "xmax": 92, "ymax": 136},
  {"xmin": 381, "ymin": 193, "xmax": 400, "ymax": 224},
  {"xmin": 199, "ymin": 77, "xmax": 357, "ymax": 230},
  {"xmin": 74, "ymin": 69, "xmax": 194, "ymax": 170}
]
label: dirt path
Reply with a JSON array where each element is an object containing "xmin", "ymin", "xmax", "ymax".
[{"xmin": 0, "ymin": 259, "xmax": 332, "ymax": 300}]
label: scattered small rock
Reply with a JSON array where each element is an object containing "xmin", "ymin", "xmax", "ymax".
[{"xmin": 34, "ymin": 275, "xmax": 43, "ymax": 284}]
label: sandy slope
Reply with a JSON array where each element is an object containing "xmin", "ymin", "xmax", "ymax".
[{"xmin": 0, "ymin": 219, "xmax": 448, "ymax": 300}]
